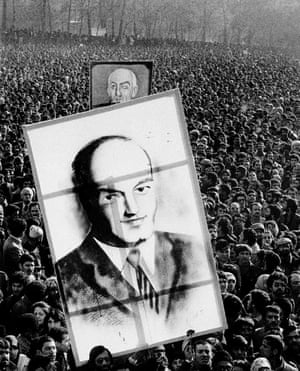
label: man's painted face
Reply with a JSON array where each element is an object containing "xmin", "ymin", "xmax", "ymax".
[
  {"xmin": 90, "ymin": 140, "xmax": 157, "ymax": 247},
  {"xmin": 107, "ymin": 68, "xmax": 138, "ymax": 103}
]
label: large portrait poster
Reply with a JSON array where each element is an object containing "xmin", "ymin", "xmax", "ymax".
[
  {"xmin": 90, "ymin": 61, "xmax": 153, "ymax": 108},
  {"xmin": 23, "ymin": 90, "xmax": 226, "ymax": 366}
]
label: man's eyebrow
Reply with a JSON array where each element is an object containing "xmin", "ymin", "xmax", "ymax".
[
  {"xmin": 98, "ymin": 177, "xmax": 153, "ymax": 192},
  {"xmin": 135, "ymin": 177, "xmax": 154, "ymax": 187},
  {"xmin": 111, "ymin": 81, "xmax": 131, "ymax": 86},
  {"xmin": 98, "ymin": 187, "xmax": 121, "ymax": 194}
]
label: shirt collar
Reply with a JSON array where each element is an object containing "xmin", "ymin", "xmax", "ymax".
[{"xmin": 93, "ymin": 234, "xmax": 156, "ymax": 275}]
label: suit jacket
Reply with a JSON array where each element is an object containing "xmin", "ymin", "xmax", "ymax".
[
  {"xmin": 56, "ymin": 231, "xmax": 214, "ymax": 358},
  {"xmin": 56, "ymin": 231, "xmax": 203, "ymax": 319}
]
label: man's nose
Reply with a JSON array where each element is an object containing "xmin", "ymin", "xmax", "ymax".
[
  {"xmin": 124, "ymin": 193, "xmax": 138, "ymax": 215},
  {"xmin": 116, "ymin": 85, "xmax": 121, "ymax": 97}
]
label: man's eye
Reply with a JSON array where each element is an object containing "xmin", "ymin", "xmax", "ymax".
[
  {"xmin": 100, "ymin": 193, "xmax": 120, "ymax": 203},
  {"xmin": 135, "ymin": 185, "xmax": 151, "ymax": 194},
  {"xmin": 105, "ymin": 193, "xmax": 120, "ymax": 201}
]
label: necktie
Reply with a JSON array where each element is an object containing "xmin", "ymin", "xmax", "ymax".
[{"xmin": 127, "ymin": 248, "xmax": 159, "ymax": 313}]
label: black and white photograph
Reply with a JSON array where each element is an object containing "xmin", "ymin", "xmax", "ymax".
[
  {"xmin": 2, "ymin": 0, "xmax": 300, "ymax": 370},
  {"xmin": 90, "ymin": 61, "xmax": 153, "ymax": 108},
  {"xmin": 23, "ymin": 90, "xmax": 225, "ymax": 366}
]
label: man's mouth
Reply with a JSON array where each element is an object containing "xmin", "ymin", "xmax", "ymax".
[{"xmin": 121, "ymin": 216, "xmax": 146, "ymax": 226}]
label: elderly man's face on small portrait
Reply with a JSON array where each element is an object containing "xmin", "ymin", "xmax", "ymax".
[
  {"xmin": 89, "ymin": 138, "xmax": 157, "ymax": 246},
  {"xmin": 90, "ymin": 62, "xmax": 152, "ymax": 108},
  {"xmin": 107, "ymin": 68, "xmax": 138, "ymax": 104}
]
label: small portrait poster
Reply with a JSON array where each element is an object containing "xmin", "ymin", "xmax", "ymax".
[
  {"xmin": 23, "ymin": 90, "xmax": 226, "ymax": 366},
  {"xmin": 90, "ymin": 60, "xmax": 153, "ymax": 108}
]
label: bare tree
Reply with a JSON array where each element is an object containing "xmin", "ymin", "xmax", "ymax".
[{"xmin": 2, "ymin": 0, "xmax": 7, "ymax": 31}]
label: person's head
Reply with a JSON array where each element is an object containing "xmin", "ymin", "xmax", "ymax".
[
  {"xmin": 251, "ymin": 202, "xmax": 262, "ymax": 217},
  {"xmin": 88, "ymin": 345, "xmax": 113, "ymax": 371},
  {"xmin": 24, "ymin": 280, "xmax": 46, "ymax": 303},
  {"xmin": 5, "ymin": 335, "xmax": 19, "ymax": 363},
  {"xmin": 228, "ymin": 335, "xmax": 248, "ymax": 360},
  {"xmin": 194, "ymin": 340, "xmax": 213, "ymax": 367},
  {"xmin": 289, "ymin": 271, "xmax": 300, "ymax": 296},
  {"xmin": 73, "ymin": 136, "xmax": 157, "ymax": 248},
  {"xmin": 250, "ymin": 357, "xmax": 271, "ymax": 371},
  {"xmin": 262, "ymin": 230, "xmax": 273, "ymax": 248},
  {"xmin": 247, "ymin": 190, "xmax": 257, "ymax": 204},
  {"xmin": 46, "ymin": 308, "xmax": 66, "ymax": 331},
  {"xmin": 232, "ymin": 317, "xmax": 255, "ymax": 343},
  {"xmin": 251, "ymin": 223, "xmax": 264, "ymax": 241},
  {"xmin": 36, "ymin": 336, "xmax": 57, "ymax": 363},
  {"xmin": 182, "ymin": 339, "xmax": 194, "ymax": 361},
  {"xmin": 32, "ymin": 301, "xmax": 50, "ymax": 327},
  {"xmin": 107, "ymin": 68, "xmax": 138, "ymax": 104},
  {"xmin": 215, "ymin": 239, "xmax": 230, "ymax": 263},
  {"xmin": 218, "ymin": 271, "xmax": 228, "ymax": 293},
  {"xmin": 259, "ymin": 334, "xmax": 284, "ymax": 360},
  {"xmin": 0, "ymin": 205, "xmax": 4, "ymax": 227},
  {"xmin": 230, "ymin": 202, "xmax": 240, "ymax": 216},
  {"xmin": 20, "ymin": 253, "xmax": 35, "ymax": 276},
  {"xmin": 284, "ymin": 325, "xmax": 300, "ymax": 353},
  {"xmin": 0, "ymin": 338, "xmax": 10, "ymax": 369},
  {"xmin": 213, "ymin": 350, "xmax": 233, "ymax": 371},
  {"xmin": 151, "ymin": 345, "xmax": 169, "ymax": 368},
  {"xmin": 10, "ymin": 271, "xmax": 26, "ymax": 297},
  {"xmin": 236, "ymin": 244, "xmax": 252, "ymax": 266},
  {"xmin": 275, "ymin": 238, "xmax": 292, "ymax": 263},
  {"xmin": 223, "ymin": 294, "xmax": 245, "ymax": 326},
  {"xmin": 267, "ymin": 271, "xmax": 288, "ymax": 298},
  {"xmin": 263, "ymin": 305, "xmax": 281, "ymax": 329},
  {"xmin": 48, "ymin": 326, "xmax": 70, "ymax": 352},
  {"xmin": 235, "ymin": 192, "xmax": 247, "ymax": 211},
  {"xmin": 225, "ymin": 272, "xmax": 237, "ymax": 293},
  {"xmin": 29, "ymin": 202, "xmax": 42, "ymax": 220},
  {"xmin": 246, "ymin": 289, "xmax": 271, "ymax": 317},
  {"xmin": 7, "ymin": 217, "xmax": 27, "ymax": 238},
  {"xmin": 20, "ymin": 187, "xmax": 34, "ymax": 203},
  {"xmin": 170, "ymin": 353, "xmax": 184, "ymax": 371}
]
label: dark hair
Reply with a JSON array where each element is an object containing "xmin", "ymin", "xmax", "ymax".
[
  {"xmin": 233, "ymin": 359, "xmax": 250, "ymax": 371},
  {"xmin": 248, "ymin": 289, "xmax": 271, "ymax": 315},
  {"xmin": 35, "ymin": 335, "xmax": 55, "ymax": 351},
  {"xmin": 20, "ymin": 253, "xmax": 35, "ymax": 265},
  {"xmin": 218, "ymin": 271, "xmax": 227, "ymax": 280},
  {"xmin": 263, "ymin": 334, "xmax": 284, "ymax": 354},
  {"xmin": 232, "ymin": 317, "xmax": 255, "ymax": 332},
  {"xmin": 72, "ymin": 136, "xmax": 153, "ymax": 244},
  {"xmin": 228, "ymin": 334, "xmax": 248, "ymax": 348},
  {"xmin": 10, "ymin": 271, "xmax": 26, "ymax": 285},
  {"xmin": 0, "ymin": 337, "xmax": 9, "ymax": 350},
  {"xmin": 88, "ymin": 345, "xmax": 113, "ymax": 366},
  {"xmin": 242, "ymin": 229, "xmax": 257, "ymax": 245},
  {"xmin": 48, "ymin": 327, "xmax": 68, "ymax": 343},
  {"xmin": 215, "ymin": 239, "xmax": 229, "ymax": 252},
  {"xmin": 7, "ymin": 217, "xmax": 27, "ymax": 237},
  {"xmin": 212, "ymin": 350, "xmax": 233, "ymax": 368},
  {"xmin": 267, "ymin": 271, "xmax": 288, "ymax": 290},
  {"xmin": 264, "ymin": 304, "xmax": 281, "ymax": 317},
  {"xmin": 45, "ymin": 308, "xmax": 66, "ymax": 328}
]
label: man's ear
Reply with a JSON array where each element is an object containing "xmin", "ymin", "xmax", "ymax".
[{"xmin": 132, "ymin": 85, "xmax": 138, "ymax": 98}]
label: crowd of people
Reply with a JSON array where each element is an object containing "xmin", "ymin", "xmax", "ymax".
[{"xmin": 1, "ymin": 29, "xmax": 300, "ymax": 370}]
